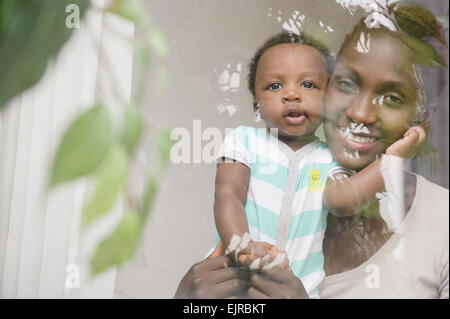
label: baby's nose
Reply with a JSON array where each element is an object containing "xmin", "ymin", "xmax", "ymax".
[{"xmin": 283, "ymin": 88, "xmax": 301, "ymax": 102}]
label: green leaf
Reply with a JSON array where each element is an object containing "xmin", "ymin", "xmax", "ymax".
[
  {"xmin": 140, "ymin": 177, "xmax": 158, "ymax": 219},
  {"xmin": 50, "ymin": 105, "xmax": 112, "ymax": 187},
  {"xmin": 156, "ymin": 128, "xmax": 174, "ymax": 170},
  {"xmin": 0, "ymin": 0, "xmax": 90, "ymax": 109},
  {"xmin": 106, "ymin": 0, "xmax": 147, "ymax": 25},
  {"xmin": 82, "ymin": 145, "xmax": 128, "ymax": 228},
  {"xmin": 121, "ymin": 104, "xmax": 143, "ymax": 154},
  {"xmin": 400, "ymin": 30, "xmax": 447, "ymax": 68},
  {"xmin": 148, "ymin": 29, "xmax": 168, "ymax": 58},
  {"xmin": 133, "ymin": 39, "xmax": 150, "ymax": 69},
  {"xmin": 0, "ymin": 0, "xmax": 17, "ymax": 38},
  {"xmin": 90, "ymin": 212, "xmax": 141, "ymax": 275},
  {"xmin": 394, "ymin": 5, "xmax": 446, "ymax": 45}
]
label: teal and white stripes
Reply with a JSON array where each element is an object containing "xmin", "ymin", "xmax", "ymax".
[{"xmin": 215, "ymin": 126, "xmax": 339, "ymax": 297}]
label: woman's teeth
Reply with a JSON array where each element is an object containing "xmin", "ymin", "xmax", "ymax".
[{"xmin": 340, "ymin": 127, "xmax": 376, "ymax": 143}]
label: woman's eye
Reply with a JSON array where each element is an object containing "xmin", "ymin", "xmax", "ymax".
[
  {"xmin": 336, "ymin": 79, "xmax": 357, "ymax": 92},
  {"xmin": 267, "ymin": 83, "xmax": 282, "ymax": 90},
  {"xmin": 300, "ymin": 81, "xmax": 317, "ymax": 89},
  {"xmin": 385, "ymin": 95, "xmax": 403, "ymax": 105}
]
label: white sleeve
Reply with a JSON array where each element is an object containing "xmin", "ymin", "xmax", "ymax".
[{"xmin": 215, "ymin": 127, "xmax": 251, "ymax": 167}]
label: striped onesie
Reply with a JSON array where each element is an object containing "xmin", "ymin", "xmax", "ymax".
[{"xmin": 214, "ymin": 126, "xmax": 339, "ymax": 298}]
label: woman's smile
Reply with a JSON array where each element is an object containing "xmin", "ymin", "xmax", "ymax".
[{"xmin": 337, "ymin": 124, "xmax": 380, "ymax": 152}]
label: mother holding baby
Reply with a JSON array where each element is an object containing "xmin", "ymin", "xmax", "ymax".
[{"xmin": 175, "ymin": 2, "xmax": 449, "ymax": 299}]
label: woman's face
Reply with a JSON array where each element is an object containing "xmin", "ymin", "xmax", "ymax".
[{"xmin": 323, "ymin": 32, "xmax": 420, "ymax": 171}]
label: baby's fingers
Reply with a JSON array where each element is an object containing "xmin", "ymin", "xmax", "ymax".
[
  {"xmin": 238, "ymin": 254, "xmax": 263, "ymax": 268},
  {"xmin": 386, "ymin": 125, "xmax": 427, "ymax": 158},
  {"xmin": 239, "ymin": 250, "xmax": 289, "ymax": 270},
  {"xmin": 238, "ymin": 241, "xmax": 273, "ymax": 257},
  {"xmin": 398, "ymin": 129, "xmax": 419, "ymax": 154},
  {"xmin": 407, "ymin": 126, "xmax": 426, "ymax": 145},
  {"xmin": 261, "ymin": 251, "xmax": 289, "ymax": 270}
]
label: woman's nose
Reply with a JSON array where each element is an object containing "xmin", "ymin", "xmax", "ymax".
[
  {"xmin": 283, "ymin": 87, "xmax": 301, "ymax": 102},
  {"xmin": 346, "ymin": 92, "xmax": 377, "ymax": 124}
]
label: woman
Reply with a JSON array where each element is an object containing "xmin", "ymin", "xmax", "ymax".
[
  {"xmin": 317, "ymin": 4, "xmax": 448, "ymax": 298},
  {"xmin": 174, "ymin": 3, "xmax": 448, "ymax": 299}
]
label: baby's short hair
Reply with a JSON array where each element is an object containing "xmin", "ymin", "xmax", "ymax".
[{"xmin": 247, "ymin": 31, "xmax": 334, "ymax": 100}]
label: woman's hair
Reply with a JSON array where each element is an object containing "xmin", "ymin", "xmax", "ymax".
[
  {"xmin": 338, "ymin": 2, "xmax": 448, "ymax": 115},
  {"xmin": 247, "ymin": 31, "xmax": 334, "ymax": 103}
]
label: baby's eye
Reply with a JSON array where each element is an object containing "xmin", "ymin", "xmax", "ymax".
[
  {"xmin": 267, "ymin": 83, "xmax": 282, "ymax": 90},
  {"xmin": 300, "ymin": 81, "xmax": 317, "ymax": 89}
]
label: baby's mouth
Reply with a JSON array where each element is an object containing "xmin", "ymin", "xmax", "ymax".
[
  {"xmin": 283, "ymin": 108, "xmax": 306, "ymax": 125},
  {"xmin": 285, "ymin": 113, "xmax": 306, "ymax": 125}
]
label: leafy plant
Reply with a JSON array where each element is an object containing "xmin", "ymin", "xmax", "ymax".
[{"xmin": 0, "ymin": 0, "xmax": 172, "ymax": 276}]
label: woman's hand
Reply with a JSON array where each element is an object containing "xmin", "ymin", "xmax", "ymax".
[
  {"xmin": 174, "ymin": 242, "xmax": 250, "ymax": 299},
  {"xmin": 247, "ymin": 265, "xmax": 309, "ymax": 299},
  {"xmin": 238, "ymin": 247, "xmax": 308, "ymax": 299}
]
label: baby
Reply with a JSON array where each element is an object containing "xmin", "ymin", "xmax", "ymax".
[{"xmin": 213, "ymin": 31, "xmax": 425, "ymax": 298}]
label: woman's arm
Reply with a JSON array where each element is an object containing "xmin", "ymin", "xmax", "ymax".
[{"xmin": 214, "ymin": 159, "xmax": 250, "ymax": 252}]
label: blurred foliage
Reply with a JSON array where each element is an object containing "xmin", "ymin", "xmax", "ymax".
[
  {"xmin": 122, "ymin": 104, "xmax": 144, "ymax": 155},
  {"xmin": 399, "ymin": 29, "xmax": 447, "ymax": 68},
  {"xmin": 90, "ymin": 212, "xmax": 141, "ymax": 275},
  {"xmin": 85, "ymin": 1, "xmax": 171, "ymax": 276},
  {"xmin": 106, "ymin": 0, "xmax": 148, "ymax": 26},
  {"xmin": 392, "ymin": 3, "xmax": 447, "ymax": 67},
  {"xmin": 393, "ymin": 3, "xmax": 447, "ymax": 45},
  {"xmin": 0, "ymin": 0, "xmax": 90, "ymax": 109},
  {"xmin": 155, "ymin": 129, "xmax": 173, "ymax": 172},
  {"xmin": 1, "ymin": 0, "xmax": 171, "ymax": 276},
  {"xmin": 50, "ymin": 104, "xmax": 112, "ymax": 187},
  {"xmin": 82, "ymin": 144, "xmax": 128, "ymax": 228},
  {"xmin": 393, "ymin": 3, "xmax": 447, "ymax": 175}
]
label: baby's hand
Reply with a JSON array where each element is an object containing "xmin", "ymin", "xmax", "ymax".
[
  {"xmin": 386, "ymin": 125, "xmax": 426, "ymax": 158},
  {"xmin": 238, "ymin": 241, "xmax": 289, "ymax": 271}
]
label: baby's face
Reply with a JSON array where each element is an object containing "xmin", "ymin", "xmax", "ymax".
[{"xmin": 254, "ymin": 43, "xmax": 328, "ymax": 140}]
